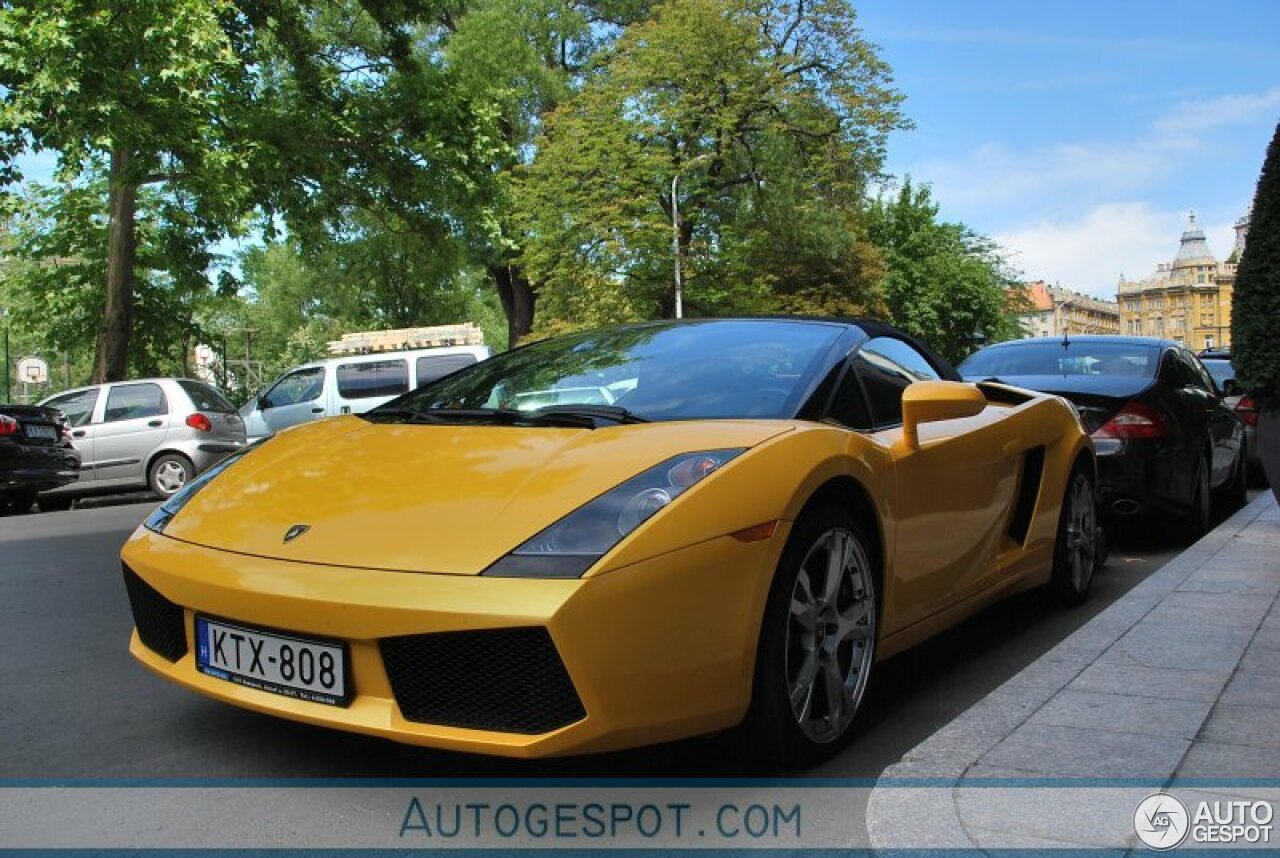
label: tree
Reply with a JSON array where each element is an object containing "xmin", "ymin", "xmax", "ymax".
[
  {"xmin": 1, "ymin": 168, "xmax": 232, "ymax": 382},
  {"xmin": 1232, "ymin": 121, "xmax": 1280, "ymax": 402},
  {"xmin": 866, "ymin": 180, "xmax": 1024, "ymax": 365},
  {"xmin": 510, "ymin": 0, "xmax": 905, "ymax": 332},
  {"xmin": 0, "ymin": 0, "xmax": 267, "ymax": 380}
]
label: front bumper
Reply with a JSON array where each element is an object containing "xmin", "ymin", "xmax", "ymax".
[{"xmin": 121, "ymin": 524, "xmax": 786, "ymax": 757}]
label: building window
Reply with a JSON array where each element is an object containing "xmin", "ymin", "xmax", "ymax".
[{"xmin": 1205, "ymin": 336, "xmax": 1215, "ymax": 350}]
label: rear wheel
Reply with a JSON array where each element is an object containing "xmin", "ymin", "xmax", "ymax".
[
  {"xmin": 0, "ymin": 492, "xmax": 35, "ymax": 515},
  {"xmin": 36, "ymin": 496, "xmax": 74, "ymax": 513},
  {"xmin": 148, "ymin": 453, "xmax": 194, "ymax": 498},
  {"xmin": 1049, "ymin": 468, "xmax": 1098, "ymax": 607},
  {"xmin": 1224, "ymin": 448, "xmax": 1248, "ymax": 511},
  {"xmin": 1179, "ymin": 453, "xmax": 1212, "ymax": 543},
  {"xmin": 742, "ymin": 505, "xmax": 878, "ymax": 766}
]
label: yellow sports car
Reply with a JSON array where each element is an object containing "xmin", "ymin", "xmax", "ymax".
[{"xmin": 121, "ymin": 318, "xmax": 1098, "ymax": 763}]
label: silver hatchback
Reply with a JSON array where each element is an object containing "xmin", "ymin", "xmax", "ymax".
[{"xmin": 37, "ymin": 378, "xmax": 246, "ymax": 508}]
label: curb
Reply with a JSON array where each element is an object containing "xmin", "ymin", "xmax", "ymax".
[{"xmin": 867, "ymin": 491, "xmax": 1280, "ymax": 849}]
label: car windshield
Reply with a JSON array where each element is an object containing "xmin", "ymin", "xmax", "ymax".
[
  {"xmin": 374, "ymin": 320, "xmax": 843, "ymax": 422},
  {"xmin": 1200, "ymin": 358, "xmax": 1234, "ymax": 389},
  {"xmin": 177, "ymin": 379, "xmax": 237, "ymax": 413},
  {"xmin": 959, "ymin": 341, "xmax": 1162, "ymax": 379}
]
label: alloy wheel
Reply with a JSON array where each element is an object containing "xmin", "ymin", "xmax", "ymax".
[
  {"xmin": 785, "ymin": 527, "xmax": 876, "ymax": 744},
  {"xmin": 154, "ymin": 460, "xmax": 189, "ymax": 495},
  {"xmin": 1064, "ymin": 473, "xmax": 1097, "ymax": 589}
]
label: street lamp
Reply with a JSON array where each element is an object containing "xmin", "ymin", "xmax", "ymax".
[{"xmin": 670, "ymin": 153, "xmax": 714, "ymax": 320}]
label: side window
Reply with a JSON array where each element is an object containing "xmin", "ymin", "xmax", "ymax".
[
  {"xmin": 265, "ymin": 367, "xmax": 325, "ymax": 408},
  {"xmin": 1187, "ymin": 354, "xmax": 1218, "ymax": 394},
  {"xmin": 104, "ymin": 383, "xmax": 168, "ymax": 423},
  {"xmin": 854, "ymin": 337, "xmax": 941, "ymax": 428},
  {"xmin": 825, "ymin": 364, "xmax": 873, "ymax": 431},
  {"xmin": 415, "ymin": 354, "xmax": 478, "ymax": 387},
  {"xmin": 337, "ymin": 359, "xmax": 409, "ymax": 400},
  {"xmin": 46, "ymin": 388, "xmax": 99, "ymax": 427}
]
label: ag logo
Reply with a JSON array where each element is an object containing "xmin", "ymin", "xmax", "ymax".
[
  {"xmin": 1135, "ymin": 793, "xmax": 1190, "ymax": 850},
  {"xmin": 283, "ymin": 524, "xmax": 311, "ymax": 544}
]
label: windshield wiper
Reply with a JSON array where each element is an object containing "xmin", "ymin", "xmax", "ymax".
[
  {"xmin": 364, "ymin": 405, "xmax": 647, "ymax": 429},
  {"xmin": 529, "ymin": 404, "xmax": 649, "ymax": 425}
]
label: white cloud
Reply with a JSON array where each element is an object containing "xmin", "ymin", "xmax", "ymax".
[
  {"xmin": 1154, "ymin": 87, "xmax": 1280, "ymax": 135},
  {"xmin": 994, "ymin": 203, "xmax": 1238, "ymax": 299}
]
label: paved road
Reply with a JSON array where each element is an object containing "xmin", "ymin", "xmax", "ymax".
[{"xmin": 1, "ymin": 496, "xmax": 1254, "ymax": 780}]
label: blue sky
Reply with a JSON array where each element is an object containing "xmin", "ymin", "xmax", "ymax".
[{"xmin": 858, "ymin": 0, "xmax": 1280, "ymax": 297}]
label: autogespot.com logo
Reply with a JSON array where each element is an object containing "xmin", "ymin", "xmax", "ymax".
[{"xmin": 1134, "ymin": 793, "xmax": 1190, "ymax": 850}]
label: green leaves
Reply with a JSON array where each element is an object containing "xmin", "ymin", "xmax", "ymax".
[
  {"xmin": 866, "ymin": 180, "xmax": 1024, "ymax": 365},
  {"xmin": 1231, "ymin": 122, "xmax": 1280, "ymax": 402}
]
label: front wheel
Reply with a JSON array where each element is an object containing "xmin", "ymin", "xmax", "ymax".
[
  {"xmin": 1049, "ymin": 468, "xmax": 1098, "ymax": 607},
  {"xmin": 742, "ymin": 505, "xmax": 878, "ymax": 766}
]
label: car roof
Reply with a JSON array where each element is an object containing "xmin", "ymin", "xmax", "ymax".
[{"xmin": 975, "ymin": 334, "xmax": 1185, "ymax": 350}]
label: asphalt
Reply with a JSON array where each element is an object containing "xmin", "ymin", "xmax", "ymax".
[{"xmin": 867, "ymin": 489, "xmax": 1280, "ymax": 850}]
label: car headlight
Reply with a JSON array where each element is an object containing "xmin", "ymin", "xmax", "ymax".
[
  {"xmin": 484, "ymin": 449, "xmax": 744, "ymax": 578},
  {"xmin": 143, "ymin": 442, "xmax": 262, "ymax": 534}
]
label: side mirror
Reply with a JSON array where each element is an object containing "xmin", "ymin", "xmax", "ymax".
[
  {"xmin": 901, "ymin": 381, "xmax": 987, "ymax": 450},
  {"xmin": 257, "ymin": 395, "xmax": 271, "ymax": 411},
  {"xmin": 1221, "ymin": 378, "xmax": 1238, "ymax": 397}
]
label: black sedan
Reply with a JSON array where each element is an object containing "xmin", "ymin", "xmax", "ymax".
[
  {"xmin": 959, "ymin": 336, "xmax": 1247, "ymax": 539},
  {"xmin": 0, "ymin": 404, "xmax": 81, "ymax": 514}
]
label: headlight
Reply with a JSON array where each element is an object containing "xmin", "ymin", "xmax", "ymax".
[
  {"xmin": 484, "ymin": 449, "xmax": 744, "ymax": 578},
  {"xmin": 143, "ymin": 442, "xmax": 262, "ymax": 534}
]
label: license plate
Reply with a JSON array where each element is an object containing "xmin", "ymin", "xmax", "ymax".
[
  {"xmin": 195, "ymin": 616, "xmax": 350, "ymax": 707},
  {"xmin": 23, "ymin": 423, "xmax": 56, "ymax": 439}
]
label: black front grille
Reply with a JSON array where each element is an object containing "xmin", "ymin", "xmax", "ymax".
[
  {"xmin": 122, "ymin": 564, "xmax": 188, "ymax": 662},
  {"xmin": 380, "ymin": 627, "xmax": 585, "ymax": 734}
]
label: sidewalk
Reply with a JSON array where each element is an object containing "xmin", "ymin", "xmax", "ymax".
[{"xmin": 867, "ymin": 490, "xmax": 1280, "ymax": 849}]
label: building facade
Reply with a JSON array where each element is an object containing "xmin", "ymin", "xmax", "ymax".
[
  {"xmin": 1018, "ymin": 281, "xmax": 1121, "ymax": 338},
  {"xmin": 1117, "ymin": 212, "xmax": 1249, "ymax": 350}
]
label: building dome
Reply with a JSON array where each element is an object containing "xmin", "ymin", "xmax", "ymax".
[{"xmin": 1173, "ymin": 211, "xmax": 1216, "ymax": 268}]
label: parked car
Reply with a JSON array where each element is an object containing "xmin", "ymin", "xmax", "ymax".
[
  {"xmin": 1197, "ymin": 348, "xmax": 1262, "ymax": 475},
  {"xmin": 0, "ymin": 404, "xmax": 81, "ymax": 514},
  {"xmin": 959, "ymin": 336, "xmax": 1247, "ymax": 538},
  {"xmin": 37, "ymin": 378, "xmax": 246, "ymax": 507},
  {"xmin": 123, "ymin": 318, "xmax": 1098, "ymax": 764},
  {"xmin": 239, "ymin": 345, "xmax": 490, "ymax": 441}
]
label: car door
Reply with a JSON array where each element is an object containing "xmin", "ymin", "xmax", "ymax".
[
  {"xmin": 846, "ymin": 338, "xmax": 1023, "ymax": 633},
  {"xmin": 260, "ymin": 367, "xmax": 327, "ymax": 435},
  {"xmin": 1182, "ymin": 350, "xmax": 1242, "ymax": 487},
  {"xmin": 94, "ymin": 382, "xmax": 171, "ymax": 486},
  {"xmin": 41, "ymin": 387, "xmax": 101, "ymax": 484}
]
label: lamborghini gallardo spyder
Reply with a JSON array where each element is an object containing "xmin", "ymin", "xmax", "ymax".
[{"xmin": 121, "ymin": 318, "xmax": 1098, "ymax": 763}]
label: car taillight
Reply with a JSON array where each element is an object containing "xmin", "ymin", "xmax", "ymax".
[
  {"xmin": 1235, "ymin": 396, "xmax": 1259, "ymax": 427},
  {"xmin": 1092, "ymin": 402, "xmax": 1168, "ymax": 440},
  {"xmin": 185, "ymin": 412, "xmax": 213, "ymax": 432},
  {"xmin": 0, "ymin": 415, "xmax": 18, "ymax": 437}
]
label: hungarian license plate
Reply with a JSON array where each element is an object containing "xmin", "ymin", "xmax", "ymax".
[
  {"xmin": 23, "ymin": 423, "xmax": 56, "ymax": 440},
  {"xmin": 195, "ymin": 616, "xmax": 350, "ymax": 707}
]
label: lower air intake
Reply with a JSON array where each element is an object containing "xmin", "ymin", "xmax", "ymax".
[{"xmin": 380, "ymin": 627, "xmax": 585, "ymax": 734}]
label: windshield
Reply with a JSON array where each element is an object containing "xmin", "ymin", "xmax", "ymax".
[
  {"xmin": 959, "ymin": 341, "xmax": 1161, "ymax": 380},
  {"xmin": 177, "ymin": 379, "xmax": 237, "ymax": 413},
  {"xmin": 376, "ymin": 320, "xmax": 843, "ymax": 422},
  {"xmin": 1200, "ymin": 358, "xmax": 1234, "ymax": 389}
]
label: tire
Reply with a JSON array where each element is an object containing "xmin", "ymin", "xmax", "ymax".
[
  {"xmin": 148, "ymin": 453, "xmax": 194, "ymax": 499},
  {"xmin": 1225, "ymin": 448, "xmax": 1248, "ymax": 511},
  {"xmin": 0, "ymin": 492, "xmax": 34, "ymax": 515},
  {"xmin": 741, "ymin": 504, "xmax": 879, "ymax": 767},
  {"xmin": 1178, "ymin": 452, "xmax": 1212, "ymax": 543},
  {"xmin": 36, "ymin": 496, "xmax": 74, "ymax": 513},
  {"xmin": 1049, "ymin": 467, "xmax": 1099, "ymax": 607}
]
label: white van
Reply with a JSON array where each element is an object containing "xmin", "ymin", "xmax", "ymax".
[{"xmin": 239, "ymin": 345, "xmax": 490, "ymax": 441}]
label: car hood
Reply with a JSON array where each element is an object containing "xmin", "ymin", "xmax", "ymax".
[{"xmin": 160, "ymin": 415, "xmax": 793, "ymax": 574}]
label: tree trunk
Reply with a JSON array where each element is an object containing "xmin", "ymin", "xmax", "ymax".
[
  {"xmin": 94, "ymin": 147, "xmax": 137, "ymax": 383},
  {"xmin": 491, "ymin": 263, "xmax": 535, "ymax": 347}
]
